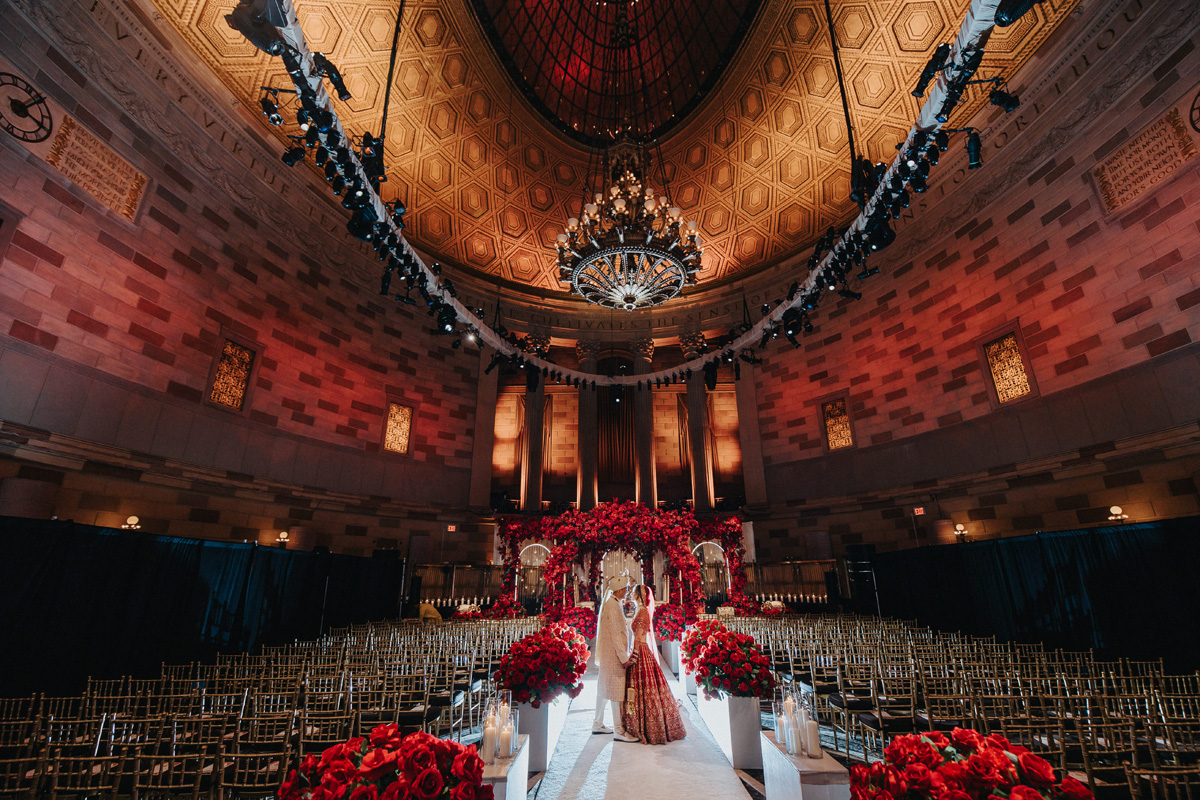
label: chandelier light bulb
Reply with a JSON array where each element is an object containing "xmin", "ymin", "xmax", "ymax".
[
  {"xmin": 567, "ymin": 217, "xmax": 579, "ymax": 229},
  {"xmin": 557, "ymin": 234, "xmax": 568, "ymax": 244},
  {"xmin": 614, "ymin": 198, "xmax": 627, "ymax": 211},
  {"xmin": 585, "ymin": 203, "xmax": 598, "ymax": 216},
  {"xmin": 644, "ymin": 199, "xmax": 656, "ymax": 212}
]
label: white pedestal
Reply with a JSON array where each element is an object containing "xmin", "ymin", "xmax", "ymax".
[
  {"xmin": 482, "ymin": 733, "xmax": 529, "ymax": 800},
  {"xmin": 516, "ymin": 693, "xmax": 570, "ymax": 773},
  {"xmin": 660, "ymin": 639, "xmax": 680, "ymax": 675},
  {"xmin": 760, "ymin": 731, "xmax": 850, "ymax": 800},
  {"xmin": 681, "ymin": 666, "xmax": 697, "ymax": 696},
  {"xmin": 696, "ymin": 691, "xmax": 763, "ymax": 769}
]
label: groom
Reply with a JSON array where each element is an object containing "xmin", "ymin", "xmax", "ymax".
[{"xmin": 593, "ymin": 574, "xmax": 639, "ymax": 742}]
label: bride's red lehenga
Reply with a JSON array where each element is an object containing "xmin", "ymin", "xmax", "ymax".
[{"xmin": 623, "ymin": 607, "xmax": 687, "ymax": 744}]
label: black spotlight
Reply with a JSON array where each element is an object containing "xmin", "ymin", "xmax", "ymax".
[
  {"xmin": 330, "ymin": 175, "xmax": 345, "ymax": 195},
  {"xmin": 312, "ymin": 108, "xmax": 334, "ymax": 132},
  {"xmin": 910, "ymin": 174, "xmax": 928, "ymax": 194},
  {"xmin": 260, "ymin": 95, "xmax": 282, "ymax": 125},
  {"xmin": 314, "ymin": 146, "xmax": 328, "ymax": 166},
  {"xmin": 966, "ymin": 130, "xmax": 983, "ymax": 169},
  {"xmin": 989, "ymin": 86, "xmax": 1020, "ymax": 112},
  {"xmin": 912, "ymin": 43, "xmax": 951, "ymax": 97},
  {"xmin": 346, "ymin": 206, "xmax": 378, "ymax": 241},
  {"xmin": 839, "ymin": 288, "xmax": 863, "ymax": 301},
  {"xmin": 312, "ymin": 52, "xmax": 353, "ymax": 101},
  {"xmin": 323, "ymin": 160, "xmax": 338, "ymax": 180},
  {"xmin": 935, "ymin": 131, "xmax": 950, "ymax": 151},
  {"xmin": 281, "ymin": 145, "xmax": 306, "ymax": 166},
  {"xmin": 296, "ymin": 108, "xmax": 311, "ymax": 130},
  {"xmin": 995, "ymin": 0, "xmax": 1042, "ymax": 26},
  {"xmin": 867, "ymin": 218, "xmax": 896, "ymax": 251}
]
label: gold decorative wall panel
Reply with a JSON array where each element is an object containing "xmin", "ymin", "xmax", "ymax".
[
  {"xmin": 983, "ymin": 333, "xmax": 1032, "ymax": 404},
  {"xmin": 152, "ymin": 0, "xmax": 1077, "ymax": 294},
  {"xmin": 822, "ymin": 397, "xmax": 853, "ymax": 450},
  {"xmin": 209, "ymin": 340, "xmax": 255, "ymax": 410},
  {"xmin": 1093, "ymin": 106, "xmax": 1198, "ymax": 213},
  {"xmin": 384, "ymin": 403, "xmax": 414, "ymax": 454}
]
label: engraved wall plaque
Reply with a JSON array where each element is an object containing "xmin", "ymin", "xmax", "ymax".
[
  {"xmin": 1093, "ymin": 107, "xmax": 1198, "ymax": 213},
  {"xmin": 45, "ymin": 115, "xmax": 146, "ymax": 221}
]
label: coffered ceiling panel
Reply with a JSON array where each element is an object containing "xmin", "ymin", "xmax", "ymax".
[{"xmin": 153, "ymin": 0, "xmax": 1078, "ymax": 297}]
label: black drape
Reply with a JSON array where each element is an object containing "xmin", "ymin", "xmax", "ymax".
[
  {"xmin": 870, "ymin": 517, "xmax": 1200, "ymax": 671},
  {"xmin": 0, "ymin": 517, "xmax": 405, "ymax": 695}
]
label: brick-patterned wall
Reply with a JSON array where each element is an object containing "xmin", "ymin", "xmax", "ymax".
[
  {"xmin": 708, "ymin": 389, "xmax": 743, "ymax": 497},
  {"xmin": 749, "ymin": 25, "xmax": 1200, "ymax": 554},
  {"xmin": 491, "ymin": 392, "xmax": 522, "ymax": 494},
  {"xmin": 0, "ymin": 12, "xmax": 481, "ymax": 543},
  {"xmin": 544, "ymin": 388, "xmax": 578, "ymax": 503},
  {"xmin": 653, "ymin": 390, "xmax": 690, "ymax": 501}
]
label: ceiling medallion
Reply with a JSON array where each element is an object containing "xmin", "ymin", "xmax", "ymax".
[{"xmin": 556, "ymin": 136, "xmax": 703, "ymax": 312}]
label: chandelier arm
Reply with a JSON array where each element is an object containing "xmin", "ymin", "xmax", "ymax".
[{"xmin": 262, "ymin": 0, "xmax": 1000, "ymax": 386}]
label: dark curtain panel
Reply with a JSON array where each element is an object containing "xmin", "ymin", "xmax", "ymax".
[
  {"xmin": 0, "ymin": 517, "xmax": 405, "ymax": 695},
  {"xmin": 597, "ymin": 387, "xmax": 635, "ymax": 483},
  {"xmin": 871, "ymin": 517, "xmax": 1200, "ymax": 671}
]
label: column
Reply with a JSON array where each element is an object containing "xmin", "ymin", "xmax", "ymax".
[
  {"xmin": 734, "ymin": 361, "xmax": 769, "ymax": 509},
  {"xmin": 467, "ymin": 346, "xmax": 500, "ymax": 511},
  {"xmin": 576, "ymin": 339, "xmax": 600, "ymax": 510},
  {"xmin": 631, "ymin": 337, "xmax": 657, "ymax": 509},
  {"xmin": 520, "ymin": 335, "xmax": 550, "ymax": 512},
  {"xmin": 680, "ymin": 333, "xmax": 714, "ymax": 511}
]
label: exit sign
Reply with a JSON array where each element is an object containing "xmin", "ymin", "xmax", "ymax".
[
  {"xmin": 913, "ymin": 507, "xmax": 925, "ymax": 516},
  {"xmin": 446, "ymin": 525, "xmax": 457, "ymax": 532}
]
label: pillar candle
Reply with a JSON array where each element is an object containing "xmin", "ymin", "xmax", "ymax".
[
  {"xmin": 499, "ymin": 725, "xmax": 513, "ymax": 758},
  {"xmin": 481, "ymin": 724, "xmax": 497, "ymax": 764},
  {"xmin": 806, "ymin": 719, "xmax": 822, "ymax": 758},
  {"xmin": 787, "ymin": 719, "xmax": 802, "ymax": 756}
]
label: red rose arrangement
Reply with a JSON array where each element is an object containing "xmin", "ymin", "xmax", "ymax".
[
  {"xmin": 850, "ymin": 729, "xmax": 1093, "ymax": 800},
  {"xmin": 493, "ymin": 622, "xmax": 589, "ymax": 707},
  {"xmin": 652, "ymin": 603, "xmax": 688, "ymax": 642},
  {"xmin": 731, "ymin": 595, "xmax": 763, "ymax": 617},
  {"xmin": 552, "ymin": 606, "xmax": 597, "ymax": 639},
  {"xmin": 450, "ymin": 609, "xmax": 482, "ymax": 621},
  {"xmin": 761, "ymin": 602, "xmax": 786, "ymax": 617},
  {"xmin": 681, "ymin": 619, "xmax": 728, "ymax": 673},
  {"xmin": 692, "ymin": 628, "xmax": 776, "ymax": 700},
  {"xmin": 484, "ymin": 595, "xmax": 522, "ymax": 619},
  {"xmin": 278, "ymin": 725, "xmax": 493, "ymax": 800}
]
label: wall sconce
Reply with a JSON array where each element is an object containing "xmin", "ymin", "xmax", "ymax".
[
  {"xmin": 1108, "ymin": 506, "xmax": 1129, "ymax": 522},
  {"xmin": 122, "ymin": 515, "xmax": 141, "ymax": 530},
  {"xmin": 954, "ymin": 523, "xmax": 971, "ymax": 542},
  {"xmin": 276, "ymin": 530, "xmax": 290, "ymax": 547}
]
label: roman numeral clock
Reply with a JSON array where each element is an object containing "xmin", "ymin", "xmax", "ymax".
[{"xmin": 0, "ymin": 72, "xmax": 53, "ymax": 143}]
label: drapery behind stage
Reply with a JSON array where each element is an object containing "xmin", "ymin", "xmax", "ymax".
[
  {"xmin": 0, "ymin": 517, "xmax": 405, "ymax": 694},
  {"xmin": 871, "ymin": 517, "xmax": 1200, "ymax": 671}
]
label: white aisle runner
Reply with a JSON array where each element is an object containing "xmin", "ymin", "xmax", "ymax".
[{"xmin": 532, "ymin": 665, "xmax": 751, "ymax": 800}]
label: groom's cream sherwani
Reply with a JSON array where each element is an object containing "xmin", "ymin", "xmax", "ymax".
[{"xmin": 596, "ymin": 594, "xmax": 632, "ymax": 702}]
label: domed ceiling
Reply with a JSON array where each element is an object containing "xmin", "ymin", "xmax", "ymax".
[
  {"xmin": 152, "ymin": 0, "xmax": 1077, "ymax": 296},
  {"xmin": 471, "ymin": 0, "xmax": 762, "ymax": 144}
]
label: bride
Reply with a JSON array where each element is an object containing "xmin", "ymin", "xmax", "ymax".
[{"xmin": 622, "ymin": 584, "xmax": 687, "ymax": 744}]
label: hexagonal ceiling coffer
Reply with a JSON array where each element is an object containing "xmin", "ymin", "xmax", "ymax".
[
  {"xmin": 442, "ymin": 53, "xmax": 469, "ymax": 88},
  {"xmin": 773, "ymin": 98, "xmax": 804, "ymax": 137},
  {"xmin": 892, "ymin": 2, "xmax": 947, "ymax": 52},
  {"xmin": 835, "ymin": 5, "xmax": 876, "ymax": 49},
  {"xmin": 415, "ymin": 9, "xmax": 448, "ymax": 48},
  {"xmin": 851, "ymin": 63, "xmax": 896, "ymax": 109},
  {"xmin": 786, "ymin": 7, "xmax": 821, "ymax": 45},
  {"xmin": 763, "ymin": 51, "xmax": 792, "ymax": 87}
]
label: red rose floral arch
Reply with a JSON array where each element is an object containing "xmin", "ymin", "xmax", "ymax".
[{"xmin": 496, "ymin": 501, "xmax": 752, "ymax": 621}]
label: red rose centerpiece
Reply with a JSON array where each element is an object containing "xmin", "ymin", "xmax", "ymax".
[
  {"xmin": 552, "ymin": 606, "xmax": 597, "ymax": 640},
  {"xmin": 493, "ymin": 622, "xmax": 589, "ymax": 707},
  {"xmin": 450, "ymin": 609, "xmax": 482, "ymax": 621},
  {"xmin": 652, "ymin": 603, "xmax": 688, "ymax": 642},
  {"xmin": 692, "ymin": 628, "xmax": 776, "ymax": 700},
  {"xmin": 681, "ymin": 618, "xmax": 728, "ymax": 673},
  {"xmin": 278, "ymin": 726, "xmax": 494, "ymax": 800},
  {"xmin": 484, "ymin": 595, "xmax": 521, "ymax": 619},
  {"xmin": 850, "ymin": 728, "xmax": 1094, "ymax": 800}
]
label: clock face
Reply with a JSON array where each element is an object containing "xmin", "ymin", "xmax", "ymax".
[{"xmin": 0, "ymin": 72, "xmax": 53, "ymax": 143}]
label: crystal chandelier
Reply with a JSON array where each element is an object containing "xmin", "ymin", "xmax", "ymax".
[{"xmin": 556, "ymin": 138, "xmax": 703, "ymax": 311}]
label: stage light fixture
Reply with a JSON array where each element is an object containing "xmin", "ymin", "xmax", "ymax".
[
  {"xmin": 296, "ymin": 109, "xmax": 311, "ymax": 130},
  {"xmin": 966, "ymin": 131, "xmax": 983, "ymax": 169},
  {"xmin": 281, "ymin": 145, "xmax": 306, "ymax": 166},
  {"xmin": 935, "ymin": 131, "xmax": 950, "ymax": 151},
  {"xmin": 856, "ymin": 266, "xmax": 880, "ymax": 281},
  {"xmin": 312, "ymin": 108, "xmax": 334, "ymax": 132},
  {"xmin": 346, "ymin": 206, "xmax": 378, "ymax": 241},
  {"xmin": 311, "ymin": 52, "xmax": 353, "ymax": 101},
  {"xmin": 314, "ymin": 146, "xmax": 328, "ymax": 166},
  {"xmin": 912, "ymin": 43, "xmax": 951, "ymax": 97},
  {"xmin": 910, "ymin": 174, "xmax": 928, "ymax": 194},
  {"xmin": 995, "ymin": 0, "xmax": 1042, "ymax": 26},
  {"xmin": 330, "ymin": 175, "xmax": 345, "ymax": 195},
  {"xmin": 260, "ymin": 95, "xmax": 282, "ymax": 125},
  {"xmin": 323, "ymin": 160, "xmax": 338, "ymax": 179},
  {"xmin": 839, "ymin": 288, "xmax": 863, "ymax": 301},
  {"xmin": 989, "ymin": 86, "xmax": 1020, "ymax": 112}
]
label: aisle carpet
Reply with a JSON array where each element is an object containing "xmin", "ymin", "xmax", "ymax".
[{"xmin": 532, "ymin": 665, "xmax": 751, "ymax": 800}]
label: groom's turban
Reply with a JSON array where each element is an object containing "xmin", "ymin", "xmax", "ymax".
[{"xmin": 607, "ymin": 574, "xmax": 632, "ymax": 591}]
